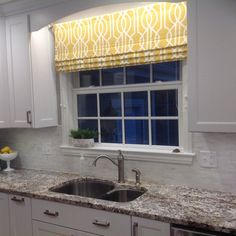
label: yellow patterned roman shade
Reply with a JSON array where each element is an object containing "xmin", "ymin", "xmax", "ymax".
[{"xmin": 53, "ymin": 2, "xmax": 187, "ymax": 72}]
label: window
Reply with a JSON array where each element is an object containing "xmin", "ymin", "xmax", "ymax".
[{"xmin": 72, "ymin": 61, "xmax": 183, "ymax": 148}]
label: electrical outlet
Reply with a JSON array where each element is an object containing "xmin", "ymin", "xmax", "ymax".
[{"xmin": 199, "ymin": 150, "xmax": 218, "ymax": 168}]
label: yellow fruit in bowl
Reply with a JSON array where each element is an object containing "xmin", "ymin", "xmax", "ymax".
[{"xmin": 0, "ymin": 146, "xmax": 13, "ymax": 154}]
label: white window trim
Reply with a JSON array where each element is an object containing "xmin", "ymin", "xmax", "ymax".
[{"xmin": 59, "ymin": 61, "xmax": 195, "ymax": 165}]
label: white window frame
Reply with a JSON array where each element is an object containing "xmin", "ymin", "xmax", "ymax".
[{"xmin": 59, "ymin": 61, "xmax": 194, "ymax": 165}]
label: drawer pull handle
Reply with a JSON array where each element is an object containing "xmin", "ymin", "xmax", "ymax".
[
  {"xmin": 133, "ymin": 222, "xmax": 138, "ymax": 236},
  {"xmin": 92, "ymin": 219, "xmax": 110, "ymax": 227},
  {"xmin": 43, "ymin": 210, "xmax": 59, "ymax": 217},
  {"xmin": 26, "ymin": 111, "xmax": 32, "ymax": 124},
  {"xmin": 11, "ymin": 196, "xmax": 24, "ymax": 202}
]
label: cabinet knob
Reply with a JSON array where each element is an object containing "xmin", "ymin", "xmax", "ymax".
[{"xmin": 11, "ymin": 196, "xmax": 24, "ymax": 203}]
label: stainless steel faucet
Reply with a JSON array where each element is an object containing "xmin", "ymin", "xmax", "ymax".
[{"xmin": 92, "ymin": 150, "xmax": 125, "ymax": 183}]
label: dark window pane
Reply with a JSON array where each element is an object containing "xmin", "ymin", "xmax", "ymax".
[
  {"xmin": 102, "ymin": 68, "xmax": 124, "ymax": 86},
  {"xmin": 153, "ymin": 61, "xmax": 180, "ymax": 82},
  {"xmin": 125, "ymin": 120, "xmax": 148, "ymax": 144},
  {"xmin": 77, "ymin": 94, "xmax": 97, "ymax": 117},
  {"xmin": 78, "ymin": 119, "xmax": 98, "ymax": 142},
  {"xmin": 80, "ymin": 70, "xmax": 99, "ymax": 87},
  {"xmin": 124, "ymin": 91, "xmax": 148, "ymax": 116},
  {"xmin": 100, "ymin": 93, "xmax": 121, "ymax": 117},
  {"xmin": 101, "ymin": 120, "xmax": 122, "ymax": 143},
  {"xmin": 152, "ymin": 120, "xmax": 179, "ymax": 146},
  {"xmin": 126, "ymin": 65, "xmax": 150, "ymax": 84},
  {"xmin": 151, "ymin": 90, "xmax": 178, "ymax": 116}
]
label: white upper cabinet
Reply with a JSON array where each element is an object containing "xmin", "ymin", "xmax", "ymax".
[
  {"xmin": 6, "ymin": 14, "xmax": 32, "ymax": 128},
  {"xmin": 188, "ymin": 0, "xmax": 236, "ymax": 132},
  {"xmin": 30, "ymin": 26, "xmax": 58, "ymax": 128},
  {"xmin": 0, "ymin": 17, "xmax": 10, "ymax": 128},
  {"xmin": 5, "ymin": 14, "xmax": 58, "ymax": 128}
]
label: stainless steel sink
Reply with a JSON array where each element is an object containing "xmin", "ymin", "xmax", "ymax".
[
  {"xmin": 50, "ymin": 179, "xmax": 146, "ymax": 202},
  {"xmin": 100, "ymin": 189, "xmax": 146, "ymax": 202},
  {"xmin": 51, "ymin": 179, "xmax": 115, "ymax": 199}
]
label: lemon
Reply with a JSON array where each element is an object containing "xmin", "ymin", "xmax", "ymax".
[{"xmin": 1, "ymin": 146, "xmax": 12, "ymax": 154}]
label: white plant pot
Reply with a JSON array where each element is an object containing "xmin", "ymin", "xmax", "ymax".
[{"xmin": 72, "ymin": 138, "xmax": 94, "ymax": 148}]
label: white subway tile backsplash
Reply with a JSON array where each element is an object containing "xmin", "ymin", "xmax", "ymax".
[{"xmin": 0, "ymin": 127, "xmax": 236, "ymax": 193}]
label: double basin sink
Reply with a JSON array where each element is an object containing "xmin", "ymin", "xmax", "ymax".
[{"xmin": 50, "ymin": 179, "xmax": 146, "ymax": 203}]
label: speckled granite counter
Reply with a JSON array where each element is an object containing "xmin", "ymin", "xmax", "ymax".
[{"xmin": 0, "ymin": 169, "xmax": 235, "ymax": 235}]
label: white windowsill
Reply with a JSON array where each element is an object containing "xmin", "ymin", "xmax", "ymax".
[{"xmin": 60, "ymin": 145, "xmax": 195, "ymax": 165}]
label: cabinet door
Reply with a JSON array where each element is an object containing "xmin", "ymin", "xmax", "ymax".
[
  {"xmin": 188, "ymin": 0, "xmax": 236, "ymax": 132},
  {"xmin": 30, "ymin": 26, "xmax": 58, "ymax": 128},
  {"xmin": 132, "ymin": 217, "xmax": 170, "ymax": 236},
  {"xmin": 9, "ymin": 194, "xmax": 32, "ymax": 236},
  {"xmin": 6, "ymin": 14, "xmax": 32, "ymax": 128},
  {"xmin": 0, "ymin": 193, "xmax": 10, "ymax": 236},
  {"xmin": 33, "ymin": 221, "xmax": 98, "ymax": 236},
  {"xmin": 0, "ymin": 17, "xmax": 10, "ymax": 128}
]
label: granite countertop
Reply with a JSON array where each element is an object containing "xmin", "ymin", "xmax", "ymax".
[{"xmin": 0, "ymin": 169, "xmax": 235, "ymax": 235}]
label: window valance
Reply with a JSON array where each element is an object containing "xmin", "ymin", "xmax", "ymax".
[{"xmin": 53, "ymin": 2, "xmax": 187, "ymax": 72}]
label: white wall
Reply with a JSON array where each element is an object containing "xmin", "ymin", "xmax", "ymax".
[{"xmin": 0, "ymin": 127, "xmax": 236, "ymax": 193}]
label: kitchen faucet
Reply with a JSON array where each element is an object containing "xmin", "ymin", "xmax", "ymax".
[{"xmin": 92, "ymin": 150, "xmax": 125, "ymax": 183}]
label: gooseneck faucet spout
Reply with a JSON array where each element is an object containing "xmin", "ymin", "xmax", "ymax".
[
  {"xmin": 93, "ymin": 154, "xmax": 118, "ymax": 167},
  {"xmin": 92, "ymin": 150, "xmax": 125, "ymax": 183}
]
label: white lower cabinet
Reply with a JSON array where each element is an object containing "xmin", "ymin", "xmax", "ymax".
[
  {"xmin": 33, "ymin": 221, "xmax": 97, "ymax": 236},
  {"xmin": 132, "ymin": 217, "xmax": 170, "ymax": 236},
  {"xmin": 32, "ymin": 199, "xmax": 131, "ymax": 236},
  {"xmin": 0, "ymin": 193, "xmax": 10, "ymax": 236},
  {"xmin": 0, "ymin": 192, "xmax": 171, "ymax": 236},
  {"xmin": 9, "ymin": 194, "xmax": 33, "ymax": 236}
]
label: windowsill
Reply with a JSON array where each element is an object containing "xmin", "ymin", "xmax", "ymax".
[{"xmin": 60, "ymin": 144, "xmax": 195, "ymax": 165}]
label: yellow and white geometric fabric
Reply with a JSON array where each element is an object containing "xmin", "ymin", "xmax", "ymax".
[{"xmin": 53, "ymin": 2, "xmax": 187, "ymax": 72}]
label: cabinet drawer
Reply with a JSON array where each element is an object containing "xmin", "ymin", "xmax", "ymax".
[
  {"xmin": 132, "ymin": 216, "xmax": 170, "ymax": 236},
  {"xmin": 33, "ymin": 220, "xmax": 97, "ymax": 236},
  {"xmin": 32, "ymin": 199, "xmax": 131, "ymax": 236}
]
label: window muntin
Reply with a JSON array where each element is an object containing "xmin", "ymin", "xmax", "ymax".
[{"xmin": 73, "ymin": 62, "xmax": 181, "ymax": 147}]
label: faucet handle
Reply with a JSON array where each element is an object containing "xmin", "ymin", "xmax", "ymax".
[{"xmin": 132, "ymin": 168, "xmax": 141, "ymax": 186}]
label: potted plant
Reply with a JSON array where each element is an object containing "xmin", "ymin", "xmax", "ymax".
[{"xmin": 70, "ymin": 129, "xmax": 97, "ymax": 148}]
